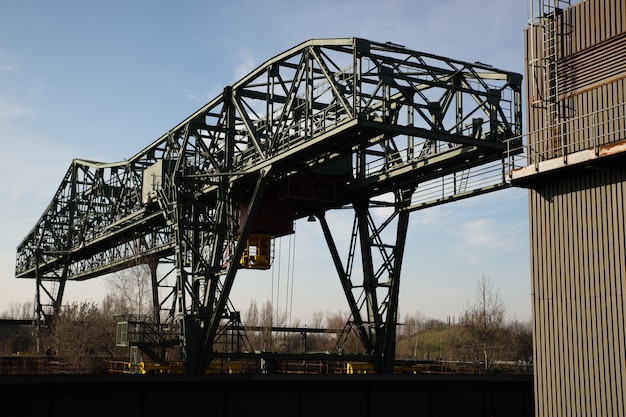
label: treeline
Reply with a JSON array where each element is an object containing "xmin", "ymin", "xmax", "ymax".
[
  {"xmin": 240, "ymin": 277, "xmax": 532, "ymax": 371},
  {"xmin": 0, "ymin": 271, "xmax": 531, "ymax": 373},
  {"xmin": 0, "ymin": 302, "xmax": 35, "ymax": 355},
  {"xmin": 395, "ymin": 313, "xmax": 532, "ymax": 366},
  {"xmin": 241, "ymin": 299, "xmax": 532, "ymax": 370},
  {"xmin": 0, "ymin": 298, "xmax": 131, "ymax": 372},
  {"xmin": 0, "ymin": 301, "xmax": 530, "ymax": 374},
  {"xmin": 0, "ymin": 267, "xmax": 154, "ymax": 371}
]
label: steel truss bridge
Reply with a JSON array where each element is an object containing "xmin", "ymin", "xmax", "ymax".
[{"xmin": 15, "ymin": 38, "xmax": 522, "ymax": 373}]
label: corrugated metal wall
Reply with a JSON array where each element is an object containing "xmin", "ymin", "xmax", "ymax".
[
  {"xmin": 525, "ymin": 0, "xmax": 626, "ymax": 416},
  {"xmin": 530, "ymin": 170, "xmax": 626, "ymax": 416}
]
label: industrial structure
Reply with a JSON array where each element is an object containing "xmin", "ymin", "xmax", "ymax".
[
  {"xmin": 16, "ymin": 0, "xmax": 626, "ymax": 416},
  {"xmin": 13, "ymin": 0, "xmax": 626, "ymax": 414},
  {"xmin": 511, "ymin": 0, "xmax": 626, "ymax": 415},
  {"xmin": 15, "ymin": 38, "xmax": 522, "ymax": 374}
]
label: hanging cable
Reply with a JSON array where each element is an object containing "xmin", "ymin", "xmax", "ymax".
[
  {"xmin": 287, "ymin": 221, "xmax": 297, "ymax": 325},
  {"xmin": 284, "ymin": 231, "xmax": 292, "ymax": 325},
  {"xmin": 271, "ymin": 242, "xmax": 275, "ymax": 317},
  {"xmin": 275, "ymin": 236, "xmax": 282, "ymax": 324}
]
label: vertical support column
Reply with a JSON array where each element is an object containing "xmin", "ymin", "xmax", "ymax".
[
  {"xmin": 34, "ymin": 255, "xmax": 42, "ymax": 354},
  {"xmin": 199, "ymin": 168, "xmax": 270, "ymax": 373},
  {"xmin": 148, "ymin": 258, "xmax": 160, "ymax": 324},
  {"xmin": 318, "ymin": 213, "xmax": 369, "ymax": 348},
  {"xmin": 353, "ymin": 200, "xmax": 381, "ymax": 359},
  {"xmin": 381, "ymin": 208, "xmax": 409, "ymax": 372},
  {"xmin": 320, "ymin": 191, "xmax": 411, "ymax": 374}
]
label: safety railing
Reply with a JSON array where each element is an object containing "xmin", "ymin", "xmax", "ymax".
[{"xmin": 507, "ymin": 101, "xmax": 626, "ymax": 171}]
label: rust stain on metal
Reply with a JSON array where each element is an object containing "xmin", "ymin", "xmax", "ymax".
[{"xmin": 599, "ymin": 139, "xmax": 626, "ymax": 157}]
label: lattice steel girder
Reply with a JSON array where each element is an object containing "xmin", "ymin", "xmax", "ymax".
[
  {"xmin": 16, "ymin": 37, "xmax": 521, "ymax": 282},
  {"xmin": 317, "ymin": 190, "xmax": 410, "ymax": 373},
  {"xmin": 15, "ymin": 38, "xmax": 522, "ymax": 372}
]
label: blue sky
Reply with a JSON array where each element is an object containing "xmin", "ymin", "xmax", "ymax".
[{"xmin": 0, "ymin": 0, "xmax": 533, "ymax": 323}]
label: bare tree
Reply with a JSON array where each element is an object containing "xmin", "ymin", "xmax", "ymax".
[
  {"xmin": 242, "ymin": 300, "xmax": 291, "ymax": 352},
  {"xmin": 395, "ymin": 311, "xmax": 426, "ymax": 358},
  {"xmin": 401, "ymin": 311, "xmax": 426, "ymax": 337},
  {"xmin": 106, "ymin": 265, "xmax": 153, "ymax": 316},
  {"xmin": 461, "ymin": 275, "xmax": 507, "ymax": 370},
  {"xmin": 2, "ymin": 301, "xmax": 35, "ymax": 319},
  {"xmin": 43, "ymin": 300, "xmax": 126, "ymax": 372},
  {"xmin": 324, "ymin": 310, "xmax": 365, "ymax": 355},
  {"xmin": 0, "ymin": 301, "xmax": 36, "ymax": 355},
  {"xmin": 310, "ymin": 310, "xmax": 325, "ymax": 328},
  {"xmin": 244, "ymin": 299, "xmax": 260, "ymax": 327}
]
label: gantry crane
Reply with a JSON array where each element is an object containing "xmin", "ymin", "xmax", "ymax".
[{"xmin": 15, "ymin": 38, "xmax": 522, "ymax": 373}]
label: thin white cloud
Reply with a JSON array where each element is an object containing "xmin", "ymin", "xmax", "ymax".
[
  {"xmin": 463, "ymin": 219, "xmax": 495, "ymax": 245},
  {"xmin": 370, "ymin": 192, "xmax": 396, "ymax": 222},
  {"xmin": 1, "ymin": 65, "xmax": 18, "ymax": 72},
  {"xmin": 459, "ymin": 218, "xmax": 519, "ymax": 254},
  {"xmin": 410, "ymin": 205, "xmax": 452, "ymax": 227},
  {"xmin": 0, "ymin": 100, "xmax": 33, "ymax": 120},
  {"xmin": 233, "ymin": 49, "xmax": 256, "ymax": 82},
  {"xmin": 187, "ymin": 85, "xmax": 226, "ymax": 104}
]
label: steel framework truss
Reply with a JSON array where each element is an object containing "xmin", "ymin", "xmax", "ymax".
[{"xmin": 16, "ymin": 38, "xmax": 522, "ymax": 373}]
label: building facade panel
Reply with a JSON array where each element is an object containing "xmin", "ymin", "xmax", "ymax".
[
  {"xmin": 524, "ymin": 2, "xmax": 626, "ymax": 405},
  {"xmin": 529, "ymin": 169, "xmax": 626, "ymax": 416}
]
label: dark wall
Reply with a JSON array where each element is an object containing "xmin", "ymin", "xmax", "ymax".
[{"xmin": 0, "ymin": 374, "xmax": 532, "ymax": 417}]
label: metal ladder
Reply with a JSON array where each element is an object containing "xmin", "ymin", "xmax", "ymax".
[{"xmin": 529, "ymin": 0, "xmax": 574, "ymax": 159}]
